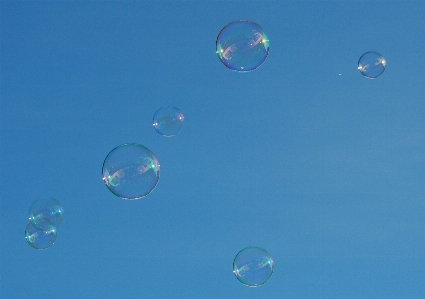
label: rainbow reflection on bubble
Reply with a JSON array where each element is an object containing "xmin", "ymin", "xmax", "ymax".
[
  {"xmin": 25, "ymin": 220, "xmax": 57, "ymax": 250},
  {"xmin": 102, "ymin": 143, "xmax": 160, "ymax": 200},
  {"xmin": 216, "ymin": 20, "xmax": 269, "ymax": 72},
  {"xmin": 233, "ymin": 246, "xmax": 274, "ymax": 287}
]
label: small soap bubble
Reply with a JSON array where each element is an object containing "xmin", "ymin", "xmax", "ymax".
[
  {"xmin": 25, "ymin": 220, "xmax": 57, "ymax": 250},
  {"xmin": 29, "ymin": 197, "xmax": 64, "ymax": 231},
  {"xmin": 216, "ymin": 20, "xmax": 269, "ymax": 72},
  {"xmin": 233, "ymin": 246, "xmax": 274, "ymax": 287},
  {"xmin": 358, "ymin": 51, "xmax": 386, "ymax": 79},
  {"xmin": 153, "ymin": 106, "xmax": 184, "ymax": 137},
  {"xmin": 102, "ymin": 143, "xmax": 160, "ymax": 200}
]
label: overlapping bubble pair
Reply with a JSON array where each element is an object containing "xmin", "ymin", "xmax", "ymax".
[{"xmin": 25, "ymin": 197, "xmax": 64, "ymax": 250}]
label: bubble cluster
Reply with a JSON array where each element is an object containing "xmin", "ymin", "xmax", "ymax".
[
  {"xmin": 233, "ymin": 246, "xmax": 274, "ymax": 287},
  {"xmin": 24, "ymin": 16, "xmax": 394, "ymax": 288},
  {"xmin": 102, "ymin": 143, "xmax": 160, "ymax": 200},
  {"xmin": 216, "ymin": 20, "xmax": 269, "ymax": 72}
]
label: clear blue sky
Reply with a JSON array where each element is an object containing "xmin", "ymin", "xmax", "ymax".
[{"xmin": 1, "ymin": 1, "xmax": 425, "ymax": 298}]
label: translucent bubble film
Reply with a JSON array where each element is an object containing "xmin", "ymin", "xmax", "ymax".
[
  {"xmin": 358, "ymin": 51, "xmax": 386, "ymax": 79},
  {"xmin": 233, "ymin": 246, "xmax": 274, "ymax": 287},
  {"xmin": 216, "ymin": 20, "xmax": 269, "ymax": 72},
  {"xmin": 29, "ymin": 197, "xmax": 64, "ymax": 231},
  {"xmin": 153, "ymin": 106, "xmax": 185, "ymax": 137},
  {"xmin": 25, "ymin": 220, "xmax": 57, "ymax": 250},
  {"xmin": 102, "ymin": 143, "xmax": 160, "ymax": 200}
]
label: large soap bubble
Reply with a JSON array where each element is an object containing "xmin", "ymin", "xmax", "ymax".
[
  {"xmin": 102, "ymin": 143, "xmax": 160, "ymax": 200},
  {"xmin": 358, "ymin": 51, "xmax": 386, "ymax": 79},
  {"xmin": 216, "ymin": 20, "xmax": 269, "ymax": 72},
  {"xmin": 29, "ymin": 197, "xmax": 64, "ymax": 230},
  {"xmin": 233, "ymin": 246, "xmax": 274, "ymax": 287},
  {"xmin": 153, "ymin": 106, "xmax": 184, "ymax": 137},
  {"xmin": 25, "ymin": 220, "xmax": 57, "ymax": 250}
]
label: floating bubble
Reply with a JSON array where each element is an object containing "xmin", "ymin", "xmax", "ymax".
[
  {"xmin": 233, "ymin": 246, "xmax": 274, "ymax": 287},
  {"xmin": 216, "ymin": 20, "xmax": 269, "ymax": 72},
  {"xmin": 29, "ymin": 197, "xmax": 64, "ymax": 230},
  {"xmin": 25, "ymin": 220, "xmax": 57, "ymax": 250},
  {"xmin": 102, "ymin": 143, "xmax": 160, "ymax": 200},
  {"xmin": 153, "ymin": 106, "xmax": 184, "ymax": 137},
  {"xmin": 358, "ymin": 51, "xmax": 386, "ymax": 79}
]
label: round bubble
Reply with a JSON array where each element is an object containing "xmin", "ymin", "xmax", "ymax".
[
  {"xmin": 216, "ymin": 20, "xmax": 269, "ymax": 72},
  {"xmin": 358, "ymin": 51, "xmax": 386, "ymax": 79},
  {"xmin": 25, "ymin": 220, "xmax": 57, "ymax": 250},
  {"xmin": 233, "ymin": 246, "xmax": 274, "ymax": 287},
  {"xmin": 102, "ymin": 143, "xmax": 160, "ymax": 200},
  {"xmin": 153, "ymin": 106, "xmax": 184, "ymax": 137},
  {"xmin": 29, "ymin": 197, "xmax": 64, "ymax": 230}
]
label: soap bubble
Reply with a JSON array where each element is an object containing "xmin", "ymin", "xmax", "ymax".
[
  {"xmin": 233, "ymin": 246, "xmax": 274, "ymax": 287},
  {"xmin": 216, "ymin": 20, "xmax": 269, "ymax": 72},
  {"xmin": 153, "ymin": 106, "xmax": 184, "ymax": 137},
  {"xmin": 102, "ymin": 143, "xmax": 160, "ymax": 200},
  {"xmin": 29, "ymin": 197, "xmax": 64, "ymax": 230},
  {"xmin": 25, "ymin": 220, "xmax": 57, "ymax": 250},
  {"xmin": 358, "ymin": 51, "xmax": 386, "ymax": 79}
]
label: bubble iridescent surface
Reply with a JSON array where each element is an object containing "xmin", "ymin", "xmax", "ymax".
[
  {"xmin": 29, "ymin": 197, "xmax": 64, "ymax": 230},
  {"xmin": 233, "ymin": 246, "xmax": 274, "ymax": 287},
  {"xmin": 153, "ymin": 106, "xmax": 185, "ymax": 137},
  {"xmin": 358, "ymin": 51, "xmax": 386, "ymax": 79},
  {"xmin": 216, "ymin": 20, "xmax": 269, "ymax": 72},
  {"xmin": 102, "ymin": 143, "xmax": 160, "ymax": 200},
  {"xmin": 25, "ymin": 220, "xmax": 57, "ymax": 250}
]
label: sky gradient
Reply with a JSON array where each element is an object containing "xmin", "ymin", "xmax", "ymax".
[{"xmin": 1, "ymin": 1, "xmax": 425, "ymax": 298}]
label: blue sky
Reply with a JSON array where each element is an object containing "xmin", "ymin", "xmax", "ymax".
[{"xmin": 1, "ymin": 1, "xmax": 424, "ymax": 298}]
